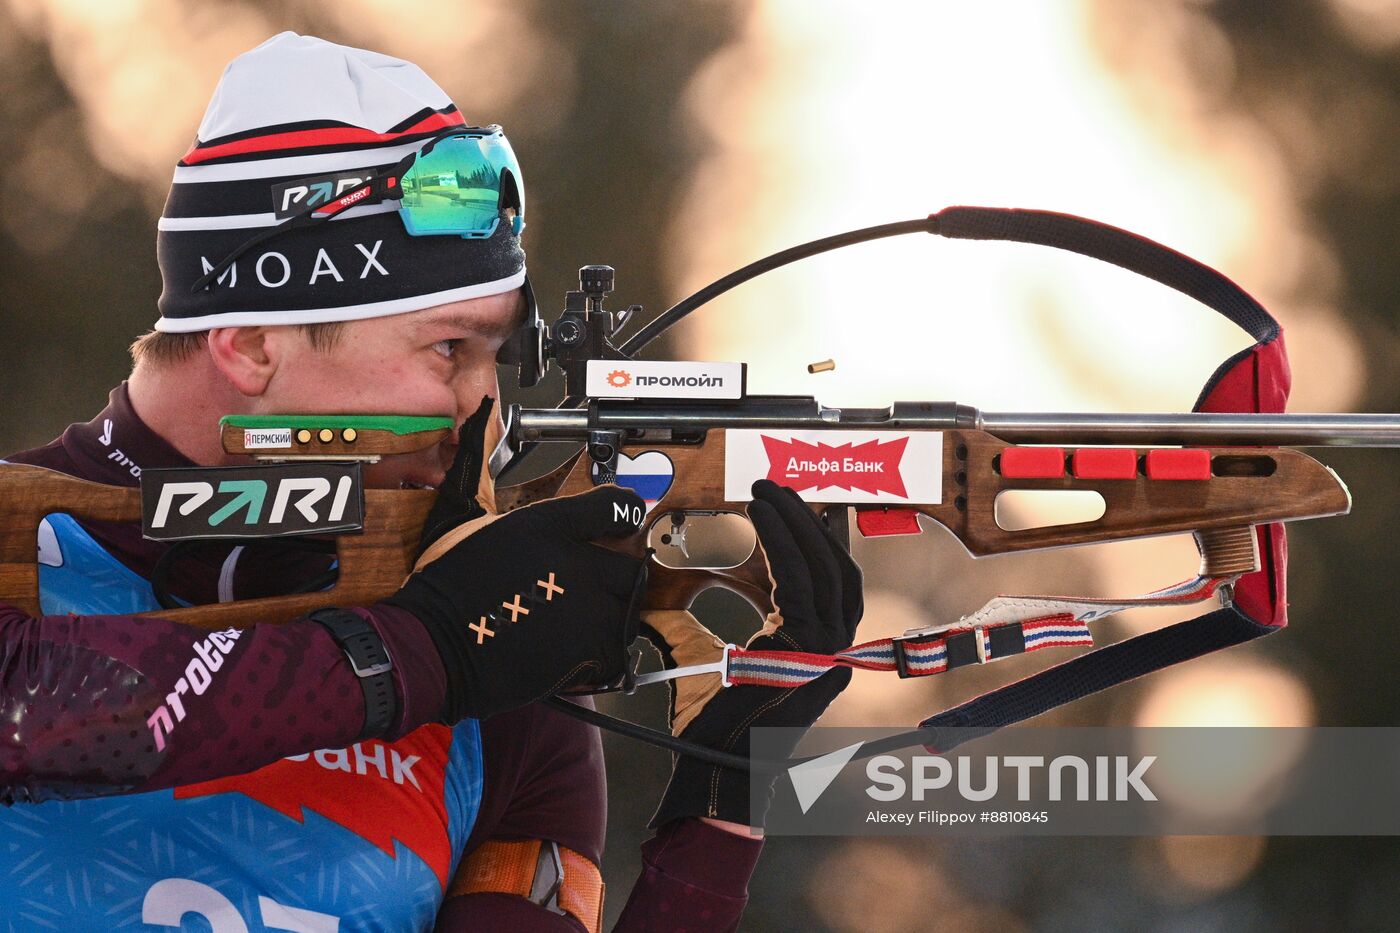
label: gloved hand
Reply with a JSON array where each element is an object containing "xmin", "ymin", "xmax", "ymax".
[
  {"xmin": 645, "ymin": 479, "xmax": 863, "ymax": 828},
  {"xmin": 384, "ymin": 398, "xmax": 649, "ymax": 721}
]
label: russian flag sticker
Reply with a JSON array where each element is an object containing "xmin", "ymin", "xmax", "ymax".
[{"xmin": 592, "ymin": 450, "xmax": 674, "ymax": 514}]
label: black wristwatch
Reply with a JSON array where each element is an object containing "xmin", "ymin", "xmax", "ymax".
[{"xmin": 309, "ymin": 608, "xmax": 397, "ymax": 740}]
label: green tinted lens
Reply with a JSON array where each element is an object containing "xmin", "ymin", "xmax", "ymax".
[{"xmin": 398, "ymin": 133, "xmax": 522, "ymax": 238}]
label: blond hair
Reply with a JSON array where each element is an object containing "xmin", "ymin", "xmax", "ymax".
[{"xmin": 129, "ymin": 322, "xmax": 348, "ymax": 369}]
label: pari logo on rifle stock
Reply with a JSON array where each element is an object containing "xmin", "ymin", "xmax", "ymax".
[
  {"xmin": 140, "ymin": 463, "xmax": 365, "ymax": 541},
  {"xmin": 725, "ymin": 430, "xmax": 943, "ymax": 504},
  {"xmin": 585, "ymin": 360, "xmax": 745, "ymax": 400}
]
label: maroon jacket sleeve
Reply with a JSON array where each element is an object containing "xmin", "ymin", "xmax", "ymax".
[
  {"xmin": 434, "ymin": 699, "xmax": 763, "ymax": 932},
  {"xmin": 0, "ymin": 601, "xmax": 446, "ymax": 803},
  {"xmin": 611, "ymin": 820, "xmax": 763, "ymax": 932},
  {"xmin": 468, "ymin": 699, "xmax": 609, "ymax": 862}
]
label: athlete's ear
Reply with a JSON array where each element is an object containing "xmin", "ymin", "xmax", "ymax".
[{"xmin": 207, "ymin": 326, "xmax": 281, "ymax": 397}]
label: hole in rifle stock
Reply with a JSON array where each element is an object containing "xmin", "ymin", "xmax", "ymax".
[
  {"xmin": 993, "ymin": 489, "xmax": 1107, "ymax": 531},
  {"xmin": 1210, "ymin": 455, "xmax": 1277, "ymax": 477}
]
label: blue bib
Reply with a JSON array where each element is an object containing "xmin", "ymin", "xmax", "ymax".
[{"xmin": 3, "ymin": 515, "xmax": 483, "ymax": 932}]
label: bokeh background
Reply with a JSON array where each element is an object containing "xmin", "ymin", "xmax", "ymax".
[{"xmin": 5, "ymin": 0, "xmax": 1400, "ymax": 929}]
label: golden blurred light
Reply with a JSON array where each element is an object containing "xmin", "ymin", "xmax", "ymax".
[
  {"xmin": 675, "ymin": 0, "xmax": 1274, "ymax": 409},
  {"xmin": 8, "ymin": 0, "xmax": 276, "ymax": 205},
  {"xmin": 1136, "ymin": 835, "xmax": 1267, "ymax": 903},
  {"xmin": 7, "ymin": 0, "xmax": 551, "ymax": 209},
  {"xmin": 1087, "ymin": 0, "xmax": 1367, "ymax": 414},
  {"xmin": 808, "ymin": 840, "xmax": 1026, "ymax": 933},
  {"xmin": 1328, "ymin": 0, "xmax": 1400, "ymax": 49},
  {"xmin": 1, "ymin": 107, "xmax": 105, "ymax": 254},
  {"xmin": 670, "ymin": 0, "xmax": 1368, "ymax": 700},
  {"xmin": 1134, "ymin": 656, "xmax": 1315, "ymax": 730},
  {"xmin": 317, "ymin": 1, "xmax": 570, "ymax": 132},
  {"xmin": 1132, "ymin": 657, "xmax": 1313, "ymax": 820}
]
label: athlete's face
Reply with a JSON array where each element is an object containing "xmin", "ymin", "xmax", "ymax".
[{"xmin": 254, "ymin": 287, "xmax": 527, "ymax": 489}]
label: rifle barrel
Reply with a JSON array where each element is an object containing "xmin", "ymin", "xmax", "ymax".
[
  {"xmin": 981, "ymin": 412, "xmax": 1400, "ymax": 447},
  {"xmin": 510, "ymin": 400, "xmax": 1400, "ymax": 448}
]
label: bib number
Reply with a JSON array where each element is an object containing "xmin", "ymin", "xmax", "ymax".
[{"xmin": 142, "ymin": 879, "xmax": 340, "ymax": 932}]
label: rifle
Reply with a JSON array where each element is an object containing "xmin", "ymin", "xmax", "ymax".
[{"xmin": 5, "ymin": 207, "xmax": 1400, "ymax": 767}]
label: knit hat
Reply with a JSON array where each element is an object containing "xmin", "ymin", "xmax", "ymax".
[{"xmin": 154, "ymin": 32, "xmax": 525, "ymax": 332}]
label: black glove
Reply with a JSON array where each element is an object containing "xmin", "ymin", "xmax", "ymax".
[
  {"xmin": 647, "ymin": 479, "xmax": 862, "ymax": 828},
  {"xmin": 384, "ymin": 399, "xmax": 649, "ymax": 721}
]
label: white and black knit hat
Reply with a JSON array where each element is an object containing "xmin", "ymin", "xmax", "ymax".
[{"xmin": 155, "ymin": 32, "xmax": 526, "ymax": 332}]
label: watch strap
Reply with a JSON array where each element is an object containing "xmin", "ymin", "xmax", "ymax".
[{"xmin": 309, "ymin": 608, "xmax": 397, "ymax": 740}]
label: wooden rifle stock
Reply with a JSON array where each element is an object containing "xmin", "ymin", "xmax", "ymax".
[
  {"xmin": 0, "ymin": 464, "xmax": 433, "ymax": 630},
  {"xmin": 0, "ymin": 423, "xmax": 1352, "ymax": 629}
]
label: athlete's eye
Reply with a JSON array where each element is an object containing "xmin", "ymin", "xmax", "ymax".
[{"xmin": 432, "ymin": 339, "xmax": 464, "ymax": 359}]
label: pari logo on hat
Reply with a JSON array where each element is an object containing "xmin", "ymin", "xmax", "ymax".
[
  {"xmin": 155, "ymin": 32, "xmax": 526, "ymax": 333},
  {"xmin": 271, "ymin": 171, "xmax": 375, "ymax": 219}
]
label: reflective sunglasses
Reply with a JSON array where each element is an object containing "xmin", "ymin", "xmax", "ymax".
[{"xmin": 192, "ymin": 125, "xmax": 524, "ymax": 293}]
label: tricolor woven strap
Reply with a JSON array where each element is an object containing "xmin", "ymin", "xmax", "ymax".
[
  {"xmin": 728, "ymin": 615, "xmax": 1093, "ymax": 687},
  {"xmin": 723, "ymin": 575, "xmax": 1228, "ymax": 689}
]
